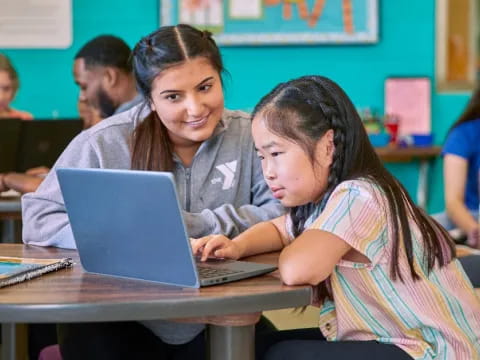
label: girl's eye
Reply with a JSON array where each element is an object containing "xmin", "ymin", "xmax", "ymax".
[
  {"xmin": 199, "ymin": 84, "xmax": 212, "ymax": 92},
  {"xmin": 256, "ymin": 153, "xmax": 265, "ymax": 160},
  {"xmin": 271, "ymin": 152, "xmax": 282, "ymax": 157}
]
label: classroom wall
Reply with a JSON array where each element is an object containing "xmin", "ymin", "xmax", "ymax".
[{"xmin": 1, "ymin": 0, "xmax": 472, "ymax": 213}]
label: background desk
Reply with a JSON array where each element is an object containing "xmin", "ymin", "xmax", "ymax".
[
  {"xmin": 0, "ymin": 196, "xmax": 21, "ymax": 243},
  {"xmin": 0, "ymin": 244, "xmax": 312, "ymax": 360},
  {"xmin": 375, "ymin": 146, "xmax": 442, "ymax": 209}
]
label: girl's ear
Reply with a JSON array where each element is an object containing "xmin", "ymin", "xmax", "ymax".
[
  {"xmin": 150, "ymin": 100, "xmax": 157, "ymax": 112},
  {"xmin": 315, "ymin": 129, "xmax": 335, "ymax": 168},
  {"xmin": 325, "ymin": 129, "xmax": 335, "ymax": 158}
]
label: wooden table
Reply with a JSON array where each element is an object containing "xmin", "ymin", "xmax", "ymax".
[
  {"xmin": 0, "ymin": 244, "xmax": 312, "ymax": 360},
  {"xmin": 375, "ymin": 146, "xmax": 442, "ymax": 209},
  {"xmin": 0, "ymin": 196, "xmax": 21, "ymax": 243}
]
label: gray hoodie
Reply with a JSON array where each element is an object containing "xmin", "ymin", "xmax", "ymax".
[{"xmin": 22, "ymin": 103, "xmax": 284, "ymax": 344}]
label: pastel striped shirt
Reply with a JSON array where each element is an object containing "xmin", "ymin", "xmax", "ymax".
[{"xmin": 296, "ymin": 180, "xmax": 480, "ymax": 360}]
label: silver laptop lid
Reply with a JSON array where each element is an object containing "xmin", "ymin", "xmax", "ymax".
[{"xmin": 57, "ymin": 168, "xmax": 200, "ymax": 288}]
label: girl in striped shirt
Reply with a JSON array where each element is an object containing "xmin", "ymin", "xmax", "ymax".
[{"xmin": 192, "ymin": 75, "xmax": 480, "ymax": 360}]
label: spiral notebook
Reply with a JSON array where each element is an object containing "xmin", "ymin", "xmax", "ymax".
[{"xmin": 0, "ymin": 256, "xmax": 73, "ymax": 288}]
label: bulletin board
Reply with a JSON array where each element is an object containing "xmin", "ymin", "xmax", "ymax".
[{"xmin": 160, "ymin": 0, "xmax": 378, "ymax": 45}]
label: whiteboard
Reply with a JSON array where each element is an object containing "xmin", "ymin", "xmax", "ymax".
[{"xmin": 0, "ymin": 0, "xmax": 72, "ymax": 48}]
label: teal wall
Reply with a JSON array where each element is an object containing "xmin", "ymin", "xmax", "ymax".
[{"xmin": 1, "ymin": 0, "xmax": 472, "ymax": 213}]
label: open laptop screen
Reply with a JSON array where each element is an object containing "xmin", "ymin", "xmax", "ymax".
[
  {"xmin": 0, "ymin": 118, "xmax": 22, "ymax": 173},
  {"xmin": 16, "ymin": 119, "xmax": 83, "ymax": 172}
]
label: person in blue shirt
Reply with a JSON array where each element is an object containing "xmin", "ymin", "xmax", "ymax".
[{"xmin": 435, "ymin": 87, "xmax": 480, "ymax": 248}]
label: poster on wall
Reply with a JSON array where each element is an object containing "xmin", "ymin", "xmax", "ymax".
[
  {"xmin": 385, "ymin": 78, "xmax": 431, "ymax": 136},
  {"xmin": 0, "ymin": 0, "xmax": 72, "ymax": 48},
  {"xmin": 160, "ymin": 0, "xmax": 378, "ymax": 45}
]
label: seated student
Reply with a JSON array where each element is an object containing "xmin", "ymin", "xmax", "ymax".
[
  {"xmin": 0, "ymin": 100, "xmax": 101, "ymax": 195},
  {"xmin": 193, "ymin": 76, "xmax": 480, "ymax": 360},
  {"xmin": 1, "ymin": 35, "xmax": 136, "ymax": 196},
  {"xmin": 73, "ymin": 35, "xmax": 142, "ymax": 118},
  {"xmin": 22, "ymin": 24, "xmax": 283, "ymax": 360},
  {"xmin": 0, "ymin": 53, "xmax": 33, "ymax": 120},
  {"xmin": 433, "ymin": 87, "xmax": 480, "ymax": 248}
]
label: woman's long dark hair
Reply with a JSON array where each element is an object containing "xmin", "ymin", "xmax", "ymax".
[
  {"xmin": 448, "ymin": 86, "xmax": 480, "ymax": 134},
  {"xmin": 253, "ymin": 76, "xmax": 455, "ymax": 302},
  {"xmin": 130, "ymin": 24, "xmax": 225, "ymax": 171}
]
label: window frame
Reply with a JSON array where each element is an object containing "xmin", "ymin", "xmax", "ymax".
[{"xmin": 436, "ymin": 0, "xmax": 477, "ymax": 92}]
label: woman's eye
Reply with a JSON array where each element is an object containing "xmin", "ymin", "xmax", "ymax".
[
  {"xmin": 165, "ymin": 94, "xmax": 180, "ymax": 101},
  {"xmin": 271, "ymin": 152, "xmax": 282, "ymax": 157},
  {"xmin": 199, "ymin": 84, "xmax": 212, "ymax": 92},
  {"xmin": 256, "ymin": 153, "xmax": 265, "ymax": 160}
]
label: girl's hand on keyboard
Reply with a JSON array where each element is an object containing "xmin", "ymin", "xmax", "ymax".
[{"xmin": 191, "ymin": 235, "xmax": 242, "ymax": 261}]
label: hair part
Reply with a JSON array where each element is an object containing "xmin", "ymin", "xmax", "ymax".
[
  {"xmin": 0, "ymin": 53, "xmax": 19, "ymax": 92},
  {"xmin": 75, "ymin": 35, "xmax": 132, "ymax": 73},
  {"xmin": 253, "ymin": 75, "xmax": 455, "ymax": 302},
  {"xmin": 174, "ymin": 26, "xmax": 189, "ymax": 60},
  {"xmin": 130, "ymin": 24, "xmax": 226, "ymax": 172}
]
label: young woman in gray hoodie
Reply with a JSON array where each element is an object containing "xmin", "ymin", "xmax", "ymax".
[{"xmin": 22, "ymin": 24, "xmax": 284, "ymax": 359}]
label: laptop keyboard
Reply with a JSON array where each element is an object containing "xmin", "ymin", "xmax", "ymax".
[{"xmin": 197, "ymin": 266, "xmax": 243, "ymax": 279}]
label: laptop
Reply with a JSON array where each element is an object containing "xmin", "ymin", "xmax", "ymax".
[
  {"xmin": 0, "ymin": 118, "xmax": 22, "ymax": 173},
  {"xmin": 16, "ymin": 119, "xmax": 83, "ymax": 172},
  {"xmin": 56, "ymin": 168, "xmax": 277, "ymax": 288}
]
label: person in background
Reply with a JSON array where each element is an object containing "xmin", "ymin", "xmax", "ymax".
[
  {"xmin": 73, "ymin": 34, "xmax": 142, "ymax": 118},
  {"xmin": 433, "ymin": 87, "xmax": 480, "ymax": 249},
  {"xmin": 22, "ymin": 24, "xmax": 283, "ymax": 359},
  {"xmin": 0, "ymin": 100, "xmax": 102, "ymax": 195},
  {"xmin": 1, "ymin": 34, "xmax": 133, "ymax": 196},
  {"xmin": 0, "ymin": 53, "xmax": 33, "ymax": 120},
  {"xmin": 193, "ymin": 75, "xmax": 480, "ymax": 360}
]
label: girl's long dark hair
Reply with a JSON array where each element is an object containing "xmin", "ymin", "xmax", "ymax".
[
  {"xmin": 130, "ymin": 24, "xmax": 225, "ymax": 171},
  {"xmin": 253, "ymin": 76, "xmax": 455, "ymax": 302},
  {"xmin": 448, "ymin": 87, "xmax": 480, "ymax": 134}
]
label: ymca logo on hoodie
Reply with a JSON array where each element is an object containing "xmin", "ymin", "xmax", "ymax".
[{"xmin": 211, "ymin": 160, "xmax": 237, "ymax": 190}]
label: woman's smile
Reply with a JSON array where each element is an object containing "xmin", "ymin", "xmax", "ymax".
[{"xmin": 185, "ymin": 114, "xmax": 209, "ymax": 129}]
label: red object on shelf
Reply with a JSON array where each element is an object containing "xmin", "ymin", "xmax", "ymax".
[{"xmin": 385, "ymin": 121, "xmax": 399, "ymax": 144}]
